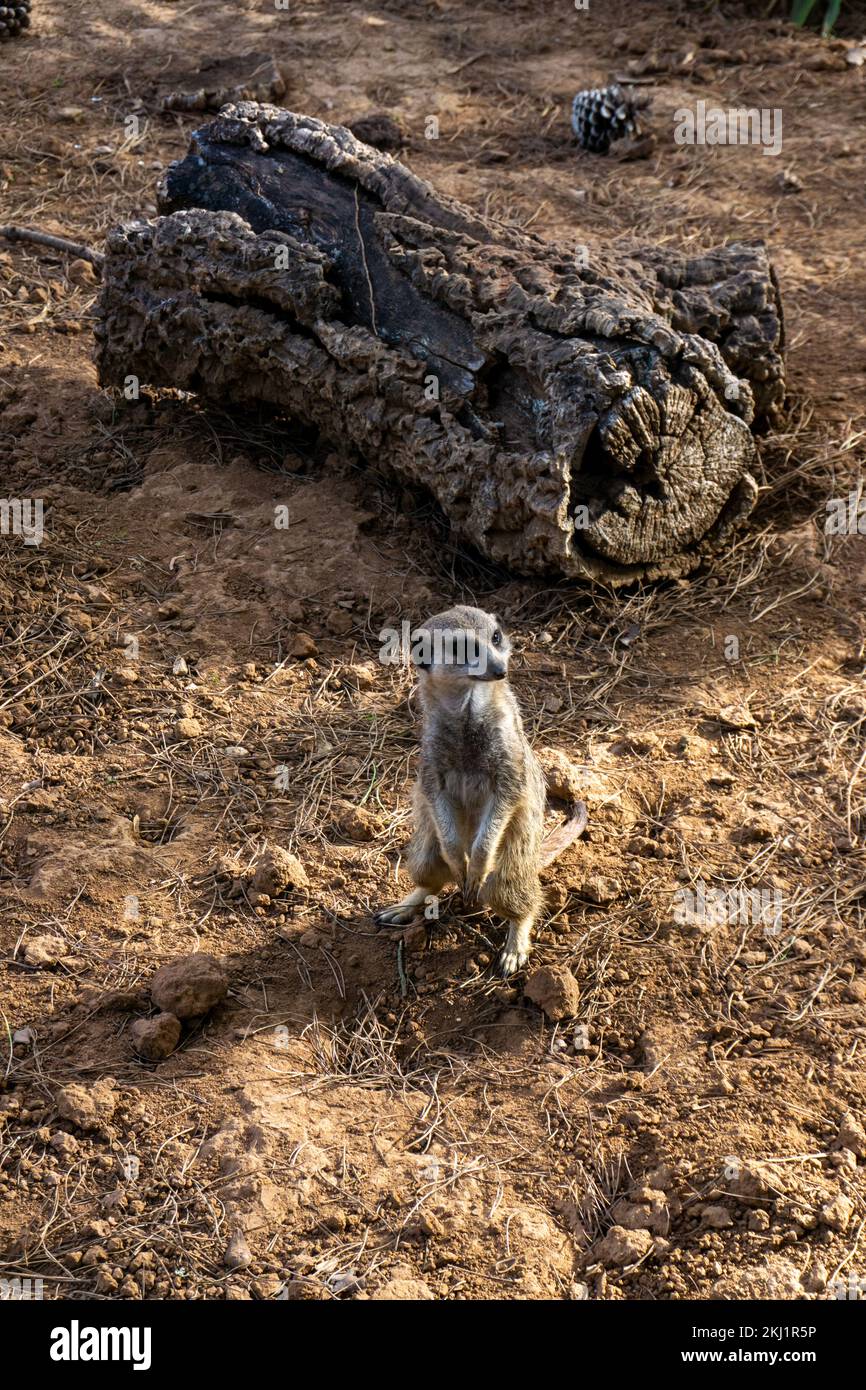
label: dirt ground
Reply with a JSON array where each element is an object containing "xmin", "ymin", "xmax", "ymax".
[{"xmin": 1, "ymin": 0, "xmax": 866, "ymax": 1302}]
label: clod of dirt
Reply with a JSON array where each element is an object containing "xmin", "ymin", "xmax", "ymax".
[
  {"xmin": 371, "ymin": 1277, "xmax": 435, "ymax": 1300},
  {"xmin": 55, "ymin": 1079, "xmax": 117, "ymax": 1132},
  {"xmin": 820, "ymin": 1193, "xmax": 854, "ymax": 1232},
  {"xmin": 582, "ymin": 874, "xmax": 622, "ymax": 905},
  {"xmin": 50, "ymin": 1131, "xmax": 79, "ymax": 1157},
  {"xmin": 595, "ymin": 1225, "xmax": 653, "ymax": 1266},
  {"xmin": 835, "ymin": 1112, "xmax": 866, "ymax": 1157},
  {"xmin": 22, "ymin": 933, "xmax": 67, "ymax": 965},
  {"xmin": 610, "ymin": 1189, "xmax": 672, "ymax": 1234},
  {"xmin": 700, "ymin": 1204, "xmax": 734, "ymax": 1229},
  {"xmin": 537, "ymin": 747, "xmax": 584, "ymax": 803},
  {"xmin": 325, "ymin": 606, "xmax": 353, "ymax": 635},
  {"xmin": 150, "ymin": 953, "xmax": 228, "ymax": 1020},
  {"xmin": 337, "ymin": 805, "xmax": 382, "ymax": 841},
  {"xmin": 283, "ymin": 1278, "xmax": 328, "ymax": 1300},
  {"xmin": 724, "ymin": 1160, "xmax": 777, "ymax": 1201},
  {"xmin": 174, "ymin": 717, "xmax": 203, "ymax": 739},
  {"xmin": 130, "ymin": 1012, "xmax": 182, "ymax": 1061},
  {"xmin": 525, "ymin": 964, "xmax": 580, "ymax": 1020},
  {"xmin": 288, "ymin": 632, "xmax": 317, "ymax": 659},
  {"xmin": 251, "ymin": 843, "xmax": 309, "ymax": 897},
  {"xmin": 67, "ymin": 258, "xmax": 96, "ymax": 288},
  {"xmin": 223, "ymin": 1229, "xmax": 252, "ymax": 1271},
  {"xmin": 711, "ymin": 1257, "xmax": 804, "ymax": 1300},
  {"xmin": 341, "ymin": 661, "xmax": 377, "ymax": 689}
]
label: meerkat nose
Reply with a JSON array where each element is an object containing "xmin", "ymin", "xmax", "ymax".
[{"xmin": 475, "ymin": 652, "xmax": 507, "ymax": 680}]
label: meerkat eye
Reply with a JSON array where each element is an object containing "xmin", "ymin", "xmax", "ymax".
[{"xmin": 491, "ymin": 628, "xmax": 502, "ymax": 647}]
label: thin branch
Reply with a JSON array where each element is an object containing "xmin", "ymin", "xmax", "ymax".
[{"xmin": 0, "ymin": 224, "xmax": 104, "ymax": 268}]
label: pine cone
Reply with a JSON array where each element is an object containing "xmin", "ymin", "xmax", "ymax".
[
  {"xmin": 570, "ymin": 83, "xmax": 650, "ymax": 154},
  {"xmin": 0, "ymin": 0, "xmax": 32, "ymax": 40}
]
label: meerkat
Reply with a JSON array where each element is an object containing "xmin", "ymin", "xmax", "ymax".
[{"xmin": 375, "ymin": 605, "xmax": 587, "ymax": 976}]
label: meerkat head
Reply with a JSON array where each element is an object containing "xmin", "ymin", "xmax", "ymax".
[{"xmin": 413, "ymin": 605, "xmax": 511, "ymax": 686}]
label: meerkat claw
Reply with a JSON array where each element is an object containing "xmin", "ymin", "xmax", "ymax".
[
  {"xmin": 497, "ymin": 918, "xmax": 532, "ymax": 977},
  {"xmin": 374, "ymin": 887, "xmax": 430, "ymax": 928},
  {"xmin": 374, "ymin": 904, "xmax": 416, "ymax": 926}
]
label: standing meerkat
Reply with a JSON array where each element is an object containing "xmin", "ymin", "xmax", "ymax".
[{"xmin": 375, "ymin": 605, "xmax": 587, "ymax": 975}]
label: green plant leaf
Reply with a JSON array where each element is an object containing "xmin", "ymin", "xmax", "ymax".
[{"xmin": 822, "ymin": 0, "xmax": 842, "ymax": 35}]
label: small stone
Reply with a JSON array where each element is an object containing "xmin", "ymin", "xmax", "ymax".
[
  {"xmin": 342, "ymin": 661, "xmax": 377, "ymax": 689},
  {"xmin": 844, "ymin": 979, "xmax": 866, "ymax": 1003},
  {"xmin": 55, "ymin": 1080, "xmax": 117, "ymax": 1132},
  {"xmin": 402, "ymin": 922, "xmax": 427, "ymax": 952},
  {"xmin": 583, "ymin": 875, "xmax": 621, "ymax": 905},
  {"xmin": 835, "ymin": 1112, "xmax": 866, "ymax": 1158},
  {"xmin": 251, "ymin": 1274, "xmax": 287, "ymax": 1300},
  {"xmin": 701, "ymin": 1204, "xmax": 734, "ymax": 1229},
  {"xmin": 325, "ymin": 607, "xmax": 353, "ymax": 636},
  {"xmin": 150, "ymin": 953, "xmax": 227, "ymax": 1020},
  {"xmin": 223, "ymin": 1230, "xmax": 252, "ymax": 1271},
  {"xmin": 595, "ymin": 1225, "xmax": 653, "ymax": 1266},
  {"xmin": 174, "ymin": 717, "xmax": 202, "ymax": 739},
  {"xmin": 67, "ymin": 258, "xmax": 96, "ymax": 286},
  {"xmin": 172, "ymin": 656, "xmax": 189, "ymax": 675},
  {"xmin": 525, "ymin": 964, "xmax": 580, "ymax": 1020},
  {"xmin": 130, "ymin": 1012, "xmax": 181, "ymax": 1061},
  {"xmin": 251, "ymin": 843, "xmax": 309, "ymax": 896},
  {"xmin": 820, "ymin": 1193, "xmax": 854, "ymax": 1232},
  {"xmin": 801, "ymin": 1260, "xmax": 827, "ymax": 1293},
  {"xmin": 724, "ymin": 1160, "xmax": 774, "ymax": 1200},
  {"xmin": 50, "ymin": 1131, "xmax": 79, "ymax": 1157},
  {"xmin": 283, "ymin": 1277, "xmax": 328, "ymax": 1300},
  {"xmin": 288, "ymin": 631, "xmax": 317, "ymax": 659},
  {"xmin": 23, "ymin": 934, "xmax": 67, "ymax": 966}
]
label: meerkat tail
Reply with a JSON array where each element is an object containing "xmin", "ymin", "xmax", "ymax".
[{"xmin": 539, "ymin": 800, "xmax": 588, "ymax": 868}]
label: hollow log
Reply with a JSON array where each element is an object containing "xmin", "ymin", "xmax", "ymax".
[{"xmin": 95, "ymin": 102, "xmax": 785, "ymax": 584}]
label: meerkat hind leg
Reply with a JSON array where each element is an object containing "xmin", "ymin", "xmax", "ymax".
[{"xmin": 497, "ymin": 915, "xmax": 534, "ymax": 977}]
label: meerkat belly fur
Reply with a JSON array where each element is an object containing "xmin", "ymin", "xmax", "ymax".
[{"xmin": 376, "ymin": 604, "xmax": 583, "ymax": 975}]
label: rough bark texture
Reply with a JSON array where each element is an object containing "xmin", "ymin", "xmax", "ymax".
[{"xmin": 95, "ymin": 102, "xmax": 785, "ymax": 584}]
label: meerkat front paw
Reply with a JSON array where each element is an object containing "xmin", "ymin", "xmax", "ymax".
[
  {"xmin": 374, "ymin": 887, "xmax": 429, "ymax": 927},
  {"xmin": 496, "ymin": 918, "xmax": 533, "ymax": 977}
]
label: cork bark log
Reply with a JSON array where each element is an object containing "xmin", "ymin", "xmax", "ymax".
[{"xmin": 95, "ymin": 102, "xmax": 785, "ymax": 584}]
